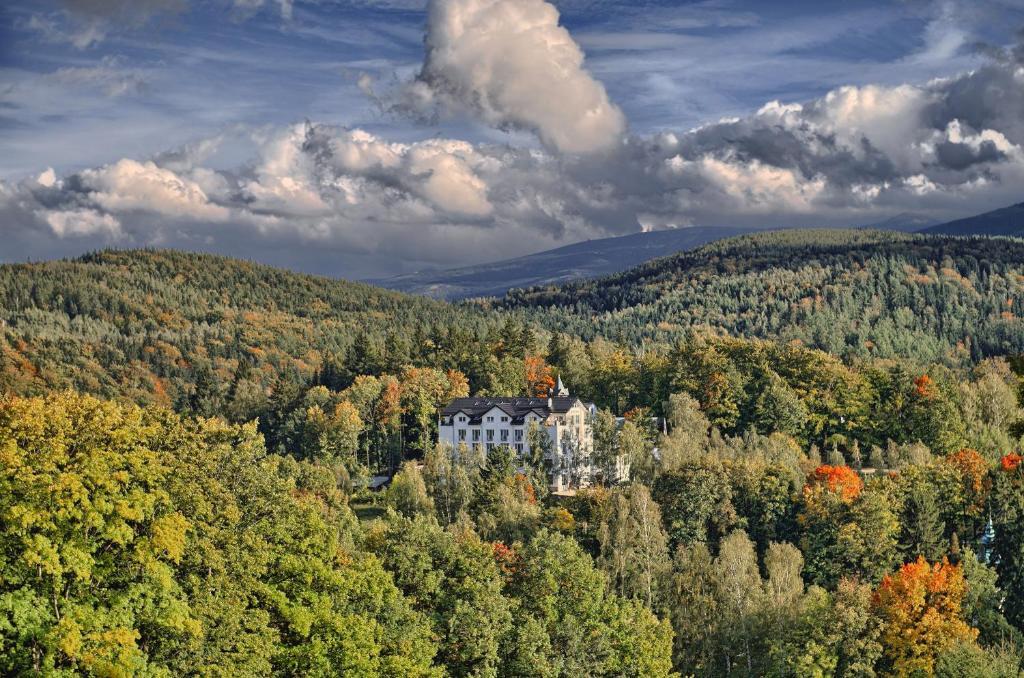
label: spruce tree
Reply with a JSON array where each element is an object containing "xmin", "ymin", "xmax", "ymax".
[{"xmin": 901, "ymin": 482, "xmax": 947, "ymax": 562}]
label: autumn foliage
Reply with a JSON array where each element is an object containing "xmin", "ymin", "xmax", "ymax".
[
  {"xmin": 1000, "ymin": 453, "xmax": 1023, "ymax": 472},
  {"xmin": 873, "ymin": 557, "xmax": 977, "ymax": 677},
  {"xmin": 525, "ymin": 354, "xmax": 556, "ymax": 397},
  {"xmin": 492, "ymin": 541, "xmax": 522, "ymax": 576},
  {"xmin": 945, "ymin": 448, "xmax": 987, "ymax": 494},
  {"xmin": 913, "ymin": 374, "xmax": 934, "ymax": 398},
  {"xmin": 546, "ymin": 506, "xmax": 576, "ymax": 532},
  {"xmin": 804, "ymin": 465, "xmax": 863, "ymax": 503}
]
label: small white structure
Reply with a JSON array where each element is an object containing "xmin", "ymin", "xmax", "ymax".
[{"xmin": 438, "ymin": 378, "xmax": 596, "ymax": 492}]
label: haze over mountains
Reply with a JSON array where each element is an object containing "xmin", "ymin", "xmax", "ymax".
[
  {"xmin": 857, "ymin": 213, "xmax": 939, "ymax": 232},
  {"xmin": 375, "ymin": 202, "xmax": 1021, "ymax": 300},
  {"xmin": 370, "ymin": 226, "xmax": 760, "ymax": 299}
]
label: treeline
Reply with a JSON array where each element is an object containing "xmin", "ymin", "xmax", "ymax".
[
  {"xmin": 493, "ymin": 230, "xmax": 1024, "ymax": 365},
  {"xmin": 260, "ymin": 331, "xmax": 1024, "ymax": 479},
  {"xmin": 5, "ymin": 243, "xmax": 1024, "ymax": 473},
  {"xmin": 4, "ymin": 248, "xmax": 1022, "ymax": 477}
]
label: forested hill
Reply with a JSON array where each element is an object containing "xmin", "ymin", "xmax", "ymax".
[
  {"xmin": 923, "ymin": 201, "xmax": 1024, "ymax": 237},
  {"xmin": 372, "ymin": 224, "xmax": 760, "ymax": 299},
  {"xmin": 0, "ymin": 249, "xmax": 498, "ymax": 414},
  {"xmin": 492, "ymin": 229, "xmax": 1024, "ymax": 364}
]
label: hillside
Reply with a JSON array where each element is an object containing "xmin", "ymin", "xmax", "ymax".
[
  {"xmin": 371, "ymin": 225, "xmax": 760, "ymax": 299},
  {"xmin": 856, "ymin": 212, "xmax": 937, "ymax": 231},
  {"xmin": 6, "ymin": 236, "xmax": 1024, "ymax": 678},
  {"xmin": 373, "ymin": 202, "xmax": 1024, "ymax": 301},
  {"xmin": 0, "ymin": 249, "xmax": 497, "ymax": 415},
  {"xmin": 923, "ymin": 201, "xmax": 1024, "ymax": 236},
  {"xmin": 493, "ymin": 229, "xmax": 1024, "ymax": 364}
]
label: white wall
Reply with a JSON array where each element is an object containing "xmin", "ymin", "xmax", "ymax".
[{"xmin": 437, "ymin": 401, "xmax": 596, "ymax": 492}]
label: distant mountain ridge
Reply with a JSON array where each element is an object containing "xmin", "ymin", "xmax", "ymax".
[
  {"xmin": 370, "ymin": 226, "xmax": 760, "ymax": 299},
  {"xmin": 922, "ymin": 202, "xmax": 1024, "ymax": 237},
  {"xmin": 857, "ymin": 212, "xmax": 939, "ymax": 232},
  {"xmin": 370, "ymin": 201, "xmax": 1023, "ymax": 300}
]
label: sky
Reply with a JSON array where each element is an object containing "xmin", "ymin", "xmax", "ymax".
[{"xmin": 1, "ymin": 0, "xmax": 1023, "ymax": 279}]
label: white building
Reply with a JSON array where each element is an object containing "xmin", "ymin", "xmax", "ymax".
[{"xmin": 437, "ymin": 378, "xmax": 597, "ymax": 492}]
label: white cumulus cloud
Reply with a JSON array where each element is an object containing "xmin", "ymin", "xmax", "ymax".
[
  {"xmin": 399, "ymin": 0, "xmax": 626, "ymax": 154},
  {"xmin": 79, "ymin": 159, "xmax": 231, "ymax": 221},
  {"xmin": 2, "ymin": 14, "xmax": 1023, "ymax": 278}
]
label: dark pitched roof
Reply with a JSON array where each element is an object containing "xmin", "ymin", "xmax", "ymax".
[{"xmin": 441, "ymin": 396, "xmax": 583, "ymax": 424}]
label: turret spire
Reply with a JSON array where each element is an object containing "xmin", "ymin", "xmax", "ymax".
[{"xmin": 555, "ymin": 375, "xmax": 569, "ymax": 397}]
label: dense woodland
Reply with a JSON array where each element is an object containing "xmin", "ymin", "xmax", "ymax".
[
  {"xmin": 4, "ymin": 235, "xmax": 1024, "ymax": 675},
  {"xmin": 494, "ymin": 230, "xmax": 1024, "ymax": 365}
]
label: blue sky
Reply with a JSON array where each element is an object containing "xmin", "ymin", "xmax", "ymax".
[
  {"xmin": 1, "ymin": 0, "xmax": 1023, "ymax": 277},
  {"xmin": 2, "ymin": 0, "xmax": 1019, "ymax": 177}
]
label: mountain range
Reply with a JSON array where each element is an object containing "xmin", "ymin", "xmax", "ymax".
[
  {"xmin": 369, "ymin": 226, "xmax": 760, "ymax": 299},
  {"xmin": 6, "ymin": 225, "xmax": 1024, "ymax": 413},
  {"xmin": 374, "ymin": 202, "xmax": 1021, "ymax": 300}
]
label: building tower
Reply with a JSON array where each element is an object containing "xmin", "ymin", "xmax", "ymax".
[{"xmin": 555, "ymin": 375, "xmax": 569, "ymax": 397}]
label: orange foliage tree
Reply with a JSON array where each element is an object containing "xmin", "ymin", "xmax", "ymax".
[
  {"xmin": 524, "ymin": 354, "xmax": 555, "ymax": 398},
  {"xmin": 873, "ymin": 557, "xmax": 977, "ymax": 677},
  {"xmin": 1001, "ymin": 452, "xmax": 1023, "ymax": 472},
  {"xmin": 944, "ymin": 448, "xmax": 987, "ymax": 496},
  {"xmin": 804, "ymin": 465, "xmax": 863, "ymax": 503},
  {"xmin": 509, "ymin": 473, "xmax": 538, "ymax": 505},
  {"xmin": 913, "ymin": 374, "xmax": 934, "ymax": 398}
]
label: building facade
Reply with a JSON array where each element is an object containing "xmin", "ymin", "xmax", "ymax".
[{"xmin": 437, "ymin": 379, "xmax": 597, "ymax": 492}]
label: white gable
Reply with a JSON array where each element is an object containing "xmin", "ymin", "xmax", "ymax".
[{"xmin": 481, "ymin": 405, "xmax": 508, "ymax": 419}]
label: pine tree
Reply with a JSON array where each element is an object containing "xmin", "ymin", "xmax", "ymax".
[{"xmin": 901, "ymin": 482, "xmax": 947, "ymax": 562}]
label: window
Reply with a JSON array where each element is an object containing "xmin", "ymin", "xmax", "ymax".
[
  {"xmin": 501, "ymin": 416, "xmax": 509, "ymax": 422},
  {"xmin": 472, "ymin": 430, "xmax": 480, "ymax": 442},
  {"xmin": 500, "ymin": 429, "xmax": 509, "ymax": 442},
  {"xmin": 515, "ymin": 443, "xmax": 523, "ymax": 454},
  {"xmin": 486, "ymin": 429, "xmax": 494, "ymax": 441},
  {"xmin": 486, "ymin": 443, "xmax": 494, "ymax": 452},
  {"xmin": 459, "ymin": 416, "xmax": 467, "ymax": 423},
  {"xmin": 458, "ymin": 429, "xmax": 466, "ymax": 441},
  {"xmin": 486, "ymin": 416, "xmax": 494, "ymax": 422},
  {"xmin": 514, "ymin": 429, "xmax": 523, "ymax": 441}
]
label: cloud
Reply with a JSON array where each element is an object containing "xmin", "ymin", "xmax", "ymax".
[
  {"xmin": 26, "ymin": 13, "xmax": 109, "ymax": 49},
  {"xmin": 27, "ymin": 0, "xmax": 291, "ymax": 48},
  {"xmin": 231, "ymin": 0, "xmax": 294, "ymax": 21},
  {"xmin": 2, "ymin": 16, "xmax": 1023, "ymax": 278},
  {"xmin": 49, "ymin": 57, "xmax": 149, "ymax": 97},
  {"xmin": 390, "ymin": 0, "xmax": 626, "ymax": 154},
  {"xmin": 40, "ymin": 208, "xmax": 123, "ymax": 238},
  {"xmin": 77, "ymin": 158, "xmax": 231, "ymax": 221}
]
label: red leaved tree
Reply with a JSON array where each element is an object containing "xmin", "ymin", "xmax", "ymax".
[{"xmin": 804, "ymin": 464, "xmax": 863, "ymax": 503}]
